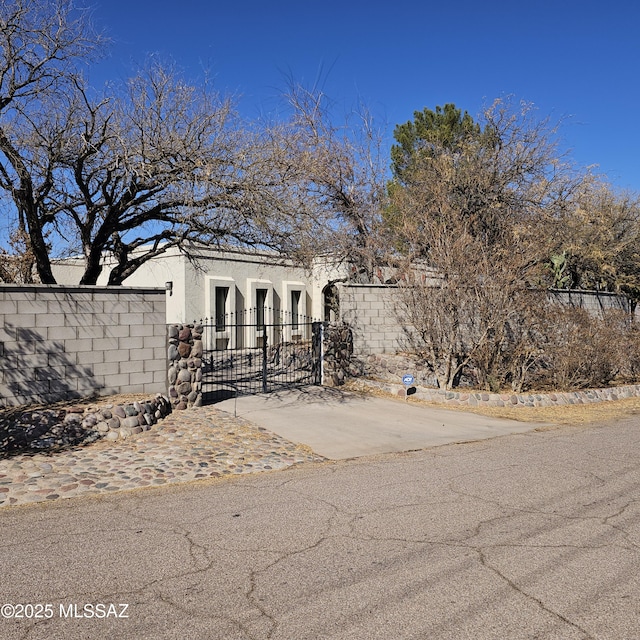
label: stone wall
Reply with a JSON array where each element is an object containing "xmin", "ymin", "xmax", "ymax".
[
  {"xmin": 363, "ymin": 352, "xmax": 439, "ymax": 388},
  {"xmin": 0, "ymin": 284, "xmax": 167, "ymax": 407},
  {"xmin": 167, "ymin": 323, "xmax": 203, "ymax": 409},
  {"xmin": 3, "ymin": 395, "xmax": 172, "ymax": 455},
  {"xmin": 322, "ymin": 322, "xmax": 363, "ymax": 386},
  {"xmin": 354, "ymin": 377, "xmax": 640, "ymax": 410}
]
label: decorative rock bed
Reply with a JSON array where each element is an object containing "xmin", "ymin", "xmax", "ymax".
[{"xmin": 0, "ymin": 394, "xmax": 172, "ymax": 457}]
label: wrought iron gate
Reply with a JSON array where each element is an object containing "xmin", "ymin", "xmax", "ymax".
[{"xmin": 200, "ymin": 308, "xmax": 322, "ymax": 402}]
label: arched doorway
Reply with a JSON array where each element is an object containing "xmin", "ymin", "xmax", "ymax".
[{"xmin": 322, "ymin": 284, "xmax": 339, "ymax": 323}]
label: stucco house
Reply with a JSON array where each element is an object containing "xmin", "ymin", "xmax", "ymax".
[{"xmin": 52, "ymin": 244, "xmax": 346, "ymax": 326}]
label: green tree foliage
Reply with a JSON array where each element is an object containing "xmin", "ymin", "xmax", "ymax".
[
  {"xmin": 549, "ymin": 252, "xmax": 571, "ymax": 288},
  {"xmin": 387, "ymin": 99, "xmax": 575, "ymax": 261},
  {"xmin": 387, "ymin": 99, "xmax": 580, "ymax": 390},
  {"xmin": 390, "ymin": 103, "xmax": 487, "ymax": 182}
]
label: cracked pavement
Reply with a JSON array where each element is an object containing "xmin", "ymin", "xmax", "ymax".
[{"xmin": 1, "ymin": 416, "xmax": 640, "ymax": 639}]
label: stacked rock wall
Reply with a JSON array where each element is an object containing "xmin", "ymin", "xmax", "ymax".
[
  {"xmin": 355, "ymin": 378, "xmax": 640, "ymax": 409},
  {"xmin": 167, "ymin": 323, "xmax": 203, "ymax": 409},
  {"xmin": 322, "ymin": 322, "xmax": 364, "ymax": 386},
  {"xmin": 86, "ymin": 395, "xmax": 172, "ymax": 441},
  {"xmin": 2, "ymin": 395, "xmax": 173, "ymax": 456},
  {"xmin": 363, "ymin": 352, "xmax": 440, "ymax": 388}
]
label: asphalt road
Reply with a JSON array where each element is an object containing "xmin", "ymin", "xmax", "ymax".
[{"xmin": 2, "ymin": 416, "xmax": 640, "ymax": 639}]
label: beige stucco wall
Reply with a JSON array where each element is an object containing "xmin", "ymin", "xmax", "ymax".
[{"xmin": 53, "ymin": 246, "xmax": 348, "ymax": 324}]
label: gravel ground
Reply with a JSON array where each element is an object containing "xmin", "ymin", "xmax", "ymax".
[{"xmin": 0, "ymin": 396, "xmax": 326, "ymax": 508}]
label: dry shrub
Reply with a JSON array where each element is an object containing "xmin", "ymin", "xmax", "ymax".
[
  {"xmin": 462, "ymin": 302, "xmax": 640, "ymax": 393},
  {"xmin": 531, "ymin": 307, "xmax": 632, "ymax": 390},
  {"xmin": 468, "ymin": 289, "xmax": 549, "ymax": 393},
  {"xmin": 612, "ymin": 310, "xmax": 640, "ymax": 380}
]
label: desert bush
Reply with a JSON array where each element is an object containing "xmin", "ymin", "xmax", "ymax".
[
  {"xmin": 527, "ymin": 307, "xmax": 627, "ymax": 390},
  {"xmin": 466, "ymin": 290, "xmax": 549, "ymax": 393},
  {"xmin": 405, "ymin": 295, "xmax": 640, "ymax": 393}
]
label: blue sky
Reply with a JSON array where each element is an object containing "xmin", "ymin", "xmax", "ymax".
[{"xmin": 89, "ymin": 0, "xmax": 639, "ymax": 191}]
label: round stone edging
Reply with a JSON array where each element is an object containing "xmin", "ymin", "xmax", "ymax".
[
  {"xmin": 356, "ymin": 379, "xmax": 640, "ymax": 409},
  {"xmin": 1, "ymin": 394, "xmax": 172, "ymax": 456}
]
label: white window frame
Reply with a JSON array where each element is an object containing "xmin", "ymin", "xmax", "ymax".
[
  {"xmin": 205, "ymin": 276, "xmax": 236, "ymax": 350},
  {"xmin": 246, "ymin": 279, "xmax": 273, "ymax": 347},
  {"xmin": 282, "ymin": 281, "xmax": 307, "ymax": 341}
]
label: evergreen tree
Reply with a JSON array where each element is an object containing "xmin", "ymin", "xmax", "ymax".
[{"xmin": 390, "ymin": 103, "xmax": 488, "ymax": 183}]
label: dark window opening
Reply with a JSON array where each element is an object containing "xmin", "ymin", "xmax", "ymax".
[
  {"xmin": 215, "ymin": 287, "xmax": 229, "ymax": 331},
  {"xmin": 291, "ymin": 290, "xmax": 301, "ymax": 329},
  {"xmin": 256, "ymin": 288, "xmax": 268, "ymax": 327}
]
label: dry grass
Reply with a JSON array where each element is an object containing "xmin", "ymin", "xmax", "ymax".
[{"xmin": 452, "ymin": 396, "xmax": 640, "ymax": 426}]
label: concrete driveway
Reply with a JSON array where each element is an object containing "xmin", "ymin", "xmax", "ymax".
[{"xmin": 215, "ymin": 386, "xmax": 546, "ymax": 459}]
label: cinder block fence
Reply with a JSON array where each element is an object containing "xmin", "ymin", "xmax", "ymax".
[
  {"xmin": 0, "ymin": 284, "xmax": 167, "ymax": 407},
  {"xmin": 336, "ymin": 283, "xmax": 406, "ymax": 356},
  {"xmin": 336, "ymin": 283, "xmax": 636, "ymax": 359}
]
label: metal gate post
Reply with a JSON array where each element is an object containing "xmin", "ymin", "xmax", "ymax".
[
  {"xmin": 320, "ymin": 322, "xmax": 325, "ymax": 386},
  {"xmin": 262, "ymin": 325, "xmax": 268, "ymax": 393},
  {"xmin": 311, "ymin": 321, "xmax": 323, "ymax": 386}
]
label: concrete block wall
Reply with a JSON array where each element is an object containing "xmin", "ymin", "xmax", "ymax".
[
  {"xmin": 337, "ymin": 283, "xmax": 636, "ymax": 360},
  {"xmin": 0, "ymin": 284, "xmax": 167, "ymax": 407},
  {"xmin": 336, "ymin": 284, "xmax": 407, "ymax": 356},
  {"xmin": 547, "ymin": 289, "xmax": 633, "ymax": 314}
]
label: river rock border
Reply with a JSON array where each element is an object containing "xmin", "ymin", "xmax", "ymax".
[
  {"xmin": 1, "ymin": 394, "xmax": 172, "ymax": 456},
  {"xmin": 74, "ymin": 395, "xmax": 172, "ymax": 440},
  {"xmin": 356, "ymin": 378, "xmax": 640, "ymax": 408},
  {"xmin": 167, "ymin": 324, "xmax": 203, "ymax": 410}
]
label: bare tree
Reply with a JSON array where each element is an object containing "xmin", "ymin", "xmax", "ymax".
[
  {"xmin": 0, "ymin": 4, "xmax": 377, "ymax": 285},
  {"xmin": 553, "ymin": 176, "xmax": 640, "ymax": 300},
  {"xmin": 0, "ymin": 0, "xmax": 104, "ymax": 283},
  {"xmin": 43, "ymin": 62, "xmax": 249, "ymax": 285},
  {"xmin": 274, "ymin": 85, "xmax": 389, "ymax": 282},
  {"xmin": 393, "ymin": 213, "xmax": 541, "ymax": 390},
  {"xmin": 6, "ymin": 58, "xmax": 345, "ymax": 285}
]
